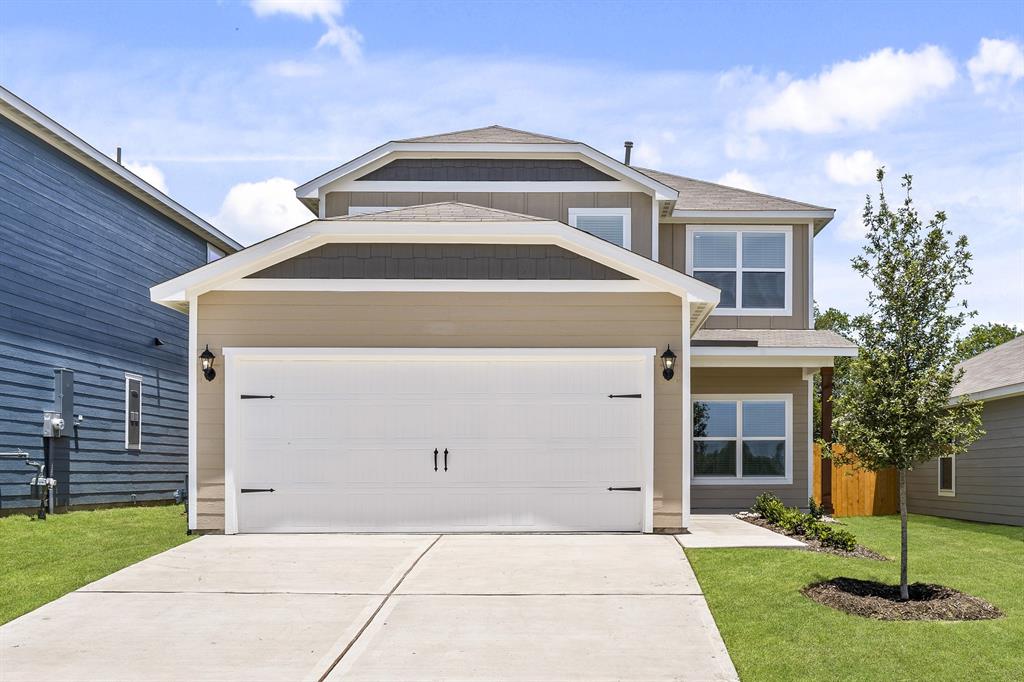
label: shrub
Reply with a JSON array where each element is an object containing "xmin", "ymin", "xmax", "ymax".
[
  {"xmin": 817, "ymin": 526, "xmax": 857, "ymax": 552},
  {"xmin": 752, "ymin": 492, "xmax": 787, "ymax": 524},
  {"xmin": 749, "ymin": 492, "xmax": 858, "ymax": 552},
  {"xmin": 808, "ymin": 496, "xmax": 826, "ymax": 519}
]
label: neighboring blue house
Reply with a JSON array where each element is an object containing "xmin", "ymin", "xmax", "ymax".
[{"xmin": 0, "ymin": 86, "xmax": 240, "ymax": 511}]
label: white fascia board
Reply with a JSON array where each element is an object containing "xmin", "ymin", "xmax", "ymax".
[
  {"xmin": 0, "ymin": 86, "xmax": 241, "ymax": 253},
  {"xmin": 325, "ymin": 180, "xmax": 634, "ymax": 193},
  {"xmin": 951, "ymin": 383, "xmax": 1024, "ymax": 403},
  {"xmin": 150, "ymin": 219, "xmax": 722, "ymax": 309},
  {"xmin": 296, "ymin": 142, "xmax": 679, "ymax": 201},
  {"xmin": 692, "ymin": 355, "xmax": 839, "ymax": 369},
  {"xmin": 225, "ymin": 279, "xmax": 664, "ymax": 294},
  {"xmin": 670, "ymin": 209, "xmax": 835, "ymax": 233},
  {"xmin": 692, "ymin": 346, "xmax": 858, "ymax": 357}
]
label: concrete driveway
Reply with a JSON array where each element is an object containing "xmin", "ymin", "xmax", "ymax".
[{"xmin": 0, "ymin": 534, "xmax": 737, "ymax": 681}]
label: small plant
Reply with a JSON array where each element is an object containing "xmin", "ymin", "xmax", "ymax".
[
  {"xmin": 749, "ymin": 492, "xmax": 859, "ymax": 552},
  {"xmin": 808, "ymin": 496, "xmax": 826, "ymax": 520},
  {"xmin": 752, "ymin": 492, "xmax": 787, "ymax": 524}
]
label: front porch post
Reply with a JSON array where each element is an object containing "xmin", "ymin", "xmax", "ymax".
[
  {"xmin": 820, "ymin": 366, "xmax": 834, "ymax": 513},
  {"xmin": 681, "ymin": 294, "xmax": 692, "ymax": 530}
]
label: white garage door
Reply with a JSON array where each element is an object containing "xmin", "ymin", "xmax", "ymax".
[{"xmin": 225, "ymin": 349, "xmax": 653, "ymax": 533}]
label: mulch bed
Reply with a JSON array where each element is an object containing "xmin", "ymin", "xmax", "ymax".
[
  {"xmin": 802, "ymin": 577, "xmax": 1003, "ymax": 621},
  {"xmin": 737, "ymin": 514, "xmax": 889, "ymax": 560}
]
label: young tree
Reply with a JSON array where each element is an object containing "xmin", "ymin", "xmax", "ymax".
[
  {"xmin": 955, "ymin": 322, "xmax": 1022, "ymax": 360},
  {"xmin": 825, "ymin": 170, "xmax": 984, "ymax": 600}
]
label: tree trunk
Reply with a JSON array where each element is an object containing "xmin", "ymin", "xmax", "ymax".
[{"xmin": 899, "ymin": 468, "xmax": 909, "ymax": 601}]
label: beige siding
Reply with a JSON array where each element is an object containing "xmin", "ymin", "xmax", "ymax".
[
  {"xmin": 324, "ymin": 191, "xmax": 655, "ymax": 259},
  {"xmin": 689, "ymin": 367, "xmax": 811, "ymax": 511},
  {"xmin": 195, "ymin": 291, "xmax": 685, "ymax": 531},
  {"xmin": 658, "ymin": 223, "xmax": 811, "ymax": 329},
  {"xmin": 907, "ymin": 396, "xmax": 1024, "ymax": 526}
]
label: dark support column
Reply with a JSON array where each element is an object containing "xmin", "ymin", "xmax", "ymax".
[{"xmin": 820, "ymin": 366, "xmax": 834, "ymax": 514}]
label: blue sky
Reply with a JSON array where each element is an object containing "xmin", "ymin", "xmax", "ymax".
[{"xmin": 1, "ymin": 0, "xmax": 1022, "ymax": 325}]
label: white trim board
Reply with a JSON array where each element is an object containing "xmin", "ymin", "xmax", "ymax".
[
  {"xmin": 222, "ymin": 347, "xmax": 657, "ymax": 534},
  {"xmin": 225, "ymin": 279, "xmax": 665, "ymax": 294},
  {"xmin": 296, "ymin": 142, "xmax": 679, "ymax": 201},
  {"xmin": 150, "ymin": 218, "xmax": 721, "ymax": 332}
]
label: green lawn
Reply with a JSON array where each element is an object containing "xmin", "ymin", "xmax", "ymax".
[
  {"xmin": 0, "ymin": 505, "xmax": 192, "ymax": 625},
  {"xmin": 687, "ymin": 514, "xmax": 1024, "ymax": 681}
]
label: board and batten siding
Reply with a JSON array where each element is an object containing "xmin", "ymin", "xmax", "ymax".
[
  {"xmin": 0, "ymin": 115, "xmax": 204, "ymax": 509},
  {"xmin": 658, "ymin": 223, "xmax": 811, "ymax": 329},
  {"xmin": 907, "ymin": 395, "xmax": 1024, "ymax": 526},
  {"xmin": 690, "ymin": 367, "xmax": 810, "ymax": 511},
  {"xmin": 195, "ymin": 291, "xmax": 685, "ymax": 531},
  {"xmin": 324, "ymin": 191, "xmax": 655, "ymax": 259}
]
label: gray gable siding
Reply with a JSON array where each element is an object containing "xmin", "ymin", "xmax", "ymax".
[
  {"xmin": 0, "ymin": 115, "xmax": 205, "ymax": 510},
  {"xmin": 247, "ymin": 244, "xmax": 634, "ymax": 280},
  {"xmin": 356, "ymin": 158, "xmax": 616, "ymax": 182},
  {"xmin": 907, "ymin": 396, "xmax": 1024, "ymax": 526}
]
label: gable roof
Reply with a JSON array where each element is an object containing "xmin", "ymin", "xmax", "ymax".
[
  {"xmin": 952, "ymin": 336, "xmax": 1024, "ymax": 401},
  {"xmin": 151, "ymin": 202, "xmax": 721, "ymax": 331},
  {"xmin": 637, "ymin": 167, "xmax": 831, "ymax": 212},
  {"xmin": 0, "ymin": 85, "xmax": 241, "ymax": 253},
  {"xmin": 328, "ymin": 202, "xmax": 545, "ymax": 222},
  {"xmin": 397, "ymin": 125, "xmax": 576, "ymax": 145}
]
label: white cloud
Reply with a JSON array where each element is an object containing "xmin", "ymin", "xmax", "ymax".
[
  {"xmin": 826, "ymin": 150, "xmax": 883, "ymax": 185},
  {"xmin": 211, "ymin": 177, "xmax": 313, "ymax": 245},
  {"xmin": 967, "ymin": 38, "xmax": 1024, "ymax": 93},
  {"xmin": 746, "ymin": 46, "xmax": 957, "ymax": 133},
  {"xmin": 716, "ymin": 170, "xmax": 764, "ymax": 193},
  {"xmin": 123, "ymin": 161, "xmax": 168, "ymax": 193},
  {"xmin": 249, "ymin": 0, "xmax": 362, "ymax": 65},
  {"xmin": 268, "ymin": 60, "xmax": 326, "ymax": 78}
]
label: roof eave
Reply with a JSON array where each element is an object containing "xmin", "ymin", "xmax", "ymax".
[
  {"xmin": 0, "ymin": 86, "xmax": 241, "ymax": 253},
  {"xmin": 671, "ymin": 209, "xmax": 835, "ymax": 233},
  {"xmin": 294, "ymin": 141, "xmax": 679, "ymax": 202}
]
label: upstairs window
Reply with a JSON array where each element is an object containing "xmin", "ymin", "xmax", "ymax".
[
  {"xmin": 568, "ymin": 208, "xmax": 631, "ymax": 249},
  {"xmin": 687, "ymin": 226, "xmax": 791, "ymax": 315}
]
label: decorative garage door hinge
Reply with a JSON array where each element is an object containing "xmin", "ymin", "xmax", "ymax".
[
  {"xmin": 607, "ymin": 394, "xmax": 641, "ymax": 399},
  {"xmin": 240, "ymin": 488, "xmax": 275, "ymax": 493},
  {"xmin": 607, "ymin": 486, "xmax": 641, "ymax": 492},
  {"xmin": 240, "ymin": 394, "xmax": 275, "ymax": 399}
]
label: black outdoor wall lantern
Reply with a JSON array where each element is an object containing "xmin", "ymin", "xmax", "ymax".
[
  {"xmin": 200, "ymin": 345, "xmax": 217, "ymax": 382},
  {"xmin": 661, "ymin": 345, "xmax": 677, "ymax": 381}
]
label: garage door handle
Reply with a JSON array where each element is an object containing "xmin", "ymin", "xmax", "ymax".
[
  {"xmin": 433, "ymin": 448, "xmax": 438, "ymax": 472},
  {"xmin": 240, "ymin": 395, "xmax": 275, "ymax": 400},
  {"xmin": 607, "ymin": 486, "xmax": 641, "ymax": 492},
  {"xmin": 608, "ymin": 394, "xmax": 641, "ymax": 399},
  {"xmin": 241, "ymin": 488, "xmax": 275, "ymax": 493},
  {"xmin": 444, "ymin": 448, "xmax": 448, "ymax": 472}
]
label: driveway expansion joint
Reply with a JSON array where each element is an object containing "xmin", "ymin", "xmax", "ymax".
[{"xmin": 317, "ymin": 533, "xmax": 443, "ymax": 682}]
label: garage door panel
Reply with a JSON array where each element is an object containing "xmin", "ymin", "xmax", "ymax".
[{"xmin": 232, "ymin": 352, "xmax": 650, "ymax": 533}]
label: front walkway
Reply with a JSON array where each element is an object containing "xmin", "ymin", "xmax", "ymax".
[
  {"xmin": 678, "ymin": 514, "xmax": 807, "ymax": 548},
  {"xmin": 0, "ymin": 534, "xmax": 738, "ymax": 681}
]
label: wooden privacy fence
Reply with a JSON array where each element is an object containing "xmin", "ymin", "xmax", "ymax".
[{"xmin": 813, "ymin": 443, "xmax": 900, "ymax": 517}]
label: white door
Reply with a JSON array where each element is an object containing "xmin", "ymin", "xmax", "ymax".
[{"xmin": 226, "ymin": 350, "xmax": 653, "ymax": 533}]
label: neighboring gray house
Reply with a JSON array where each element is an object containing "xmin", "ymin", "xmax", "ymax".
[
  {"xmin": 908, "ymin": 336, "xmax": 1024, "ymax": 526},
  {"xmin": 151, "ymin": 126, "xmax": 856, "ymax": 534},
  {"xmin": 0, "ymin": 87, "xmax": 240, "ymax": 511}
]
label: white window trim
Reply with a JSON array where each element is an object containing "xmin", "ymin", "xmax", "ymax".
[
  {"xmin": 685, "ymin": 224, "xmax": 792, "ymax": 316},
  {"xmin": 568, "ymin": 207, "xmax": 631, "ymax": 249},
  {"xmin": 348, "ymin": 206, "xmax": 394, "ymax": 216},
  {"xmin": 938, "ymin": 455, "xmax": 956, "ymax": 496},
  {"xmin": 124, "ymin": 372, "xmax": 143, "ymax": 451},
  {"xmin": 691, "ymin": 393, "xmax": 793, "ymax": 485}
]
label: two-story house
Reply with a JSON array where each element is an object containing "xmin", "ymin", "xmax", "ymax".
[
  {"xmin": 151, "ymin": 126, "xmax": 856, "ymax": 534},
  {"xmin": 0, "ymin": 87, "xmax": 240, "ymax": 512}
]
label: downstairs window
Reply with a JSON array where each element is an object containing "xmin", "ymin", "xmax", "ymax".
[
  {"xmin": 938, "ymin": 456, "xmax": 955, "ymax": 496},
  {"xmin": 692, "ymin": 395, "xmax": 792, "ymax": 484}
]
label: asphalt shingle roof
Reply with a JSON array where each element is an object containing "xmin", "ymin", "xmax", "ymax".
[
  {"xmin": 397, "ymin": 125, "xmax": 576, "ymax": 145},
  {"xmin": 637, "ymin": 167, "xmax": 832, "ymax": 212},
  {"xmin": 952, "ymin": 336, "xmax": 1024, "ymax": 398},
  {"xmin": 327, "ymin": 202, "xmax": 546, "ymax": 222}
]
